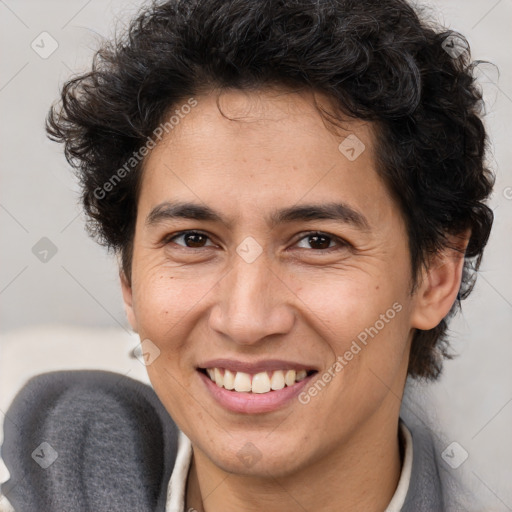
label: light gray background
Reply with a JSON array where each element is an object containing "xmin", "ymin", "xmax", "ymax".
[{"xmin": 0, "ymin": 0, "xmax": 511, "ymax": 510}]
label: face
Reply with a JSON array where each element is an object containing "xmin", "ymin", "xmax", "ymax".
[{"xmin": 122, "ymin": 87, "xmax": 421, "ymax": 478}]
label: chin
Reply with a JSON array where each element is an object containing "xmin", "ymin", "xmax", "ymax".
[{"xmin": 202, "ymin": 434, "xmax": 309, "ymax": 478}]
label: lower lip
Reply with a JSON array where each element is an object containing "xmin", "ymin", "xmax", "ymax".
[{"xmin": 198, "ymin": 370, "xmax": 315, "ymax": 414}]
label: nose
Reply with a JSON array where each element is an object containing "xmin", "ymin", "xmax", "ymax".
[{"xmin": 208, "ymin": 254, "xmax": 296, "ymax": 346}]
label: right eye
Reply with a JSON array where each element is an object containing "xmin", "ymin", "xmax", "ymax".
[{"xmin": 165, "ymin": 230, "xmax": 216, "ymax": 249}]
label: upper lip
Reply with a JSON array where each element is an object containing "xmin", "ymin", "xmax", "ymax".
[{"xmin": 198, "ymin": 359, "xmax": 318, "ymax": 374}]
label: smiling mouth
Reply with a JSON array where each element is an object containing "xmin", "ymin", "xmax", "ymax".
[{"xmin": 198, "ymin": 367, "xmax": 318, "ymax": 394}]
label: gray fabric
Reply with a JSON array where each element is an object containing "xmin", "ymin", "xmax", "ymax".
[
  {"xmin": 1, "ymin": 370, "xmax": 178, "ymax": 512},
  {"xmin": 1, "ymin": 370, "xmax": 446, "ymax": 511},
  {"xmin": 402, "ymin": 420, "xmax": 444, "ymax": 511}
]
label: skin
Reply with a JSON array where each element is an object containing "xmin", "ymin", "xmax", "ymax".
[{"xmin": 121, "ymin": 87, "xmax": 466, "ymax": 511}]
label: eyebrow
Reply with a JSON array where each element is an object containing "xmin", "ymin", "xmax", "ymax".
[
  {"xmin": 145, "ymin": 201, "xmax": 370, "ymax": 231},
  {"xmin": 146, "ymin": 202, "xmax": 224, "ymax": 225},
  {"xmin": 270, "ymin": 202, "xmax": 370, "ymax": 231}
]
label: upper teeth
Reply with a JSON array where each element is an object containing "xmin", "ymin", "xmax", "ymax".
[{"xmin": 206, "ymin": 368, "xmax": 308, "ymax": 393}]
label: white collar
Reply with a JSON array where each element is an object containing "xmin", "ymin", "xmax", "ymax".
[
  {"xmin": 166, "ymin": 430, "xmax": 193, "ymax": 512},
  {"xmin": 384, "ymin": 421, "xmax": 413, "ymax": 512},
  {"xmin": 165, "ymin": 421, "xmax": 413, "ymax": 512}
]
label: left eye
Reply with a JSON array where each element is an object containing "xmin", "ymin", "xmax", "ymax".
[
  {"xmin": 295, "ymin": 232, "xmax": 341, "ymax": 250},
  {"xmin": 167, "ymin": 231, "xmax": 215, "ymax": 248}
]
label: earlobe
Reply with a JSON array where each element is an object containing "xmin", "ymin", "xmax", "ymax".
[
  {"xmin": 410, "ymin": 233, "xmax": 469, "ymax": 331},
  {"xmin": 120, "ymin": 270, "xmax": 138, "ymax": 333}
]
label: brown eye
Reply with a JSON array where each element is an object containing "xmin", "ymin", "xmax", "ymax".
[
  {"xmin": 296, "ymin": 232, "xmax": 338, "ymax": 250},
  {"xmin": 168, "ymin": 231, "xmax": 214, "ymax": 248},
  {"xmin": 184, "ymin": 233, "xmax": 208, "ymax": 247},
  {"xmin": 308, "ymin": 234, "xmax": 332, "ymax": 249}
]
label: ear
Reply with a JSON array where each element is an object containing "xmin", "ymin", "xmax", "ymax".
[
  {"xmin": 410, "ymin": 231, "xmax": 470, "ymax": 330},
  {"xmin": 120, "ymin": 270, "xmax": 138, "ymax": 333}
]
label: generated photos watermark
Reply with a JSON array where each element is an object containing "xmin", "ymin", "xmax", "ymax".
[
  {"xmin": 298, "ymin": 302, "xmax": 403, "ymax": 404},
  {"xmin": 93, "ymin": 97, "xmax": 198, "ymax": 200}
]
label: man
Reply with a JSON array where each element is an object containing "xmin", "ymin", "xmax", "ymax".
[{"xmin": 1, "ymin": 0, "xmax": 494, "ymax": 510}]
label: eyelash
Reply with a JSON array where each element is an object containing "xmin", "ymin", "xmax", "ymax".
[{"xmin": 163, "ymin": 230, "xmax": 350, "ymax": 252}]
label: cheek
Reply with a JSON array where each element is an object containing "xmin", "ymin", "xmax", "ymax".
[
  {"xmin": 292, "ymin": 270, "xmax": 401, "ymax": 341},
  {"xmin": 131, "ymin": 263, "xmax": 210, "ymax": 338},
  {"xmin": 292, "ymin": 268, "xmax": 411, "ymax": 396}
]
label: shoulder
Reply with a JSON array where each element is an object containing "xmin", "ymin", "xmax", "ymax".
[{"xmin": 1, "ymin": 370, "xmax": 179, "ymax": 512}]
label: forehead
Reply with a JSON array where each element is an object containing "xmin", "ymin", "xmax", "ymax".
[
  {"xmin": 137, "ymin": 87, "xmax": 396, "ymax": 230},
  {"xmin": 157, "ymin": 86, "xmax": 372, "ymax": 153}
]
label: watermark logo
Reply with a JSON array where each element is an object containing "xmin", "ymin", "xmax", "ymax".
[
  {"xmin": 441, "ymin": 35, "xmax": 468, "ymax": 59},
  {"xmin": 31, "ymin": 32, "xmax": 58, "ymax": 59},
  {"xmin": 338, "ymin": 134, "xmax": 366, "ymax": 161},
  {"xmin": 31, "ymin": 442, "xmax": 58, "ymax": 469},
  {"xmin": 441, "ymin": 441, "xmax": 469, "ymax": 469},
  {"xmin": 32, "ymin": 237, "xmax": 58, "ymax": 263},
  {"xmin": 237, "ymin": 442, "xmax": 263, "ymax": 468},
  {"xmin": 236, "ymin": 236, "xmax": 263, "ymax": 263},
  {"xmin": 133, "ymin": 338, "xmax": 161, "ymax": 366}
]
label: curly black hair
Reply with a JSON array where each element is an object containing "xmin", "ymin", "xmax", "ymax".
[{"xmin": 46, "ymin": 0, "xmax": 494, "ymax": 380}]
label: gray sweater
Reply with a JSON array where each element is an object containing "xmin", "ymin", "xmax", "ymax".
[{"xmin": 1, "ymin": 370, "xmax": 444, "ymax": 511}]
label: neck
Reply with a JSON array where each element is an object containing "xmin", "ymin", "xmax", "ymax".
[{"xmin": 186, "ymin": 412, "xmax": 403, "ymax": 512}]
